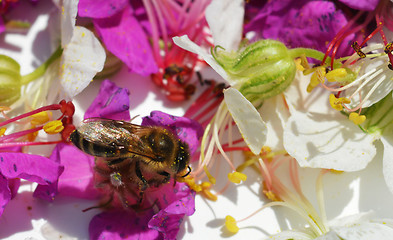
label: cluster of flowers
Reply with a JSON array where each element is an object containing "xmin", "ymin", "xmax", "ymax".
[{"xmin": 0, "ymin": 0, "xmax": 393, "ymax": 239}]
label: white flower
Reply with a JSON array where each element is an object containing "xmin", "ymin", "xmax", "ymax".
[{"xmin": 283, "ymin": 71, "xmax": 393, "ymax": 193}]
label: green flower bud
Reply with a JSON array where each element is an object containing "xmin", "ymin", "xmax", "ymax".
[
  {"xmin": 212, "ymin": 39, "xmax": 296, "ymax": 106},
  {"xmin": 0, "ymin": 55, "xmax": 22, "ymax": 106},
  {"xmin": 361, "ymin": 93, "xmax": 393, "ymax": 137}
]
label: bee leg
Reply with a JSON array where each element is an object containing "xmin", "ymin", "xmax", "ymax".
[
  {"xmin": 107, "ymin": 157, "xmax": 127, "ymax": 166},
  {"xmin": 135, "ymin": 161, "xmax": 149, "ymax": 191},
  {"xmin": 158, "ymin": 171, "xmax": 170, "ymax": 183}
]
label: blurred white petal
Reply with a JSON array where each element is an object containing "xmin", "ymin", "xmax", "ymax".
[
  {"xmin": 205, "ymin": 0, "xmax": 244, "ymax": 51},
  {"xmin": 60, "ymin": 26, "xmax": 106, "ymax": 98},
  {"xmin": 61, "ymin": 0, "xmax": 79, "ymax": 47},
  {"xmin": 382, "ymin": 124, "xmax": 393, "ymax": 194},
  {"xmin": 224, "ymin": 87, "xmax": 267, "ymax": 155}
]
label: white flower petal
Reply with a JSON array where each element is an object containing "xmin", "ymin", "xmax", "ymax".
[
  {"xmin": 268, "ymin": 230, "xmax": 314, "ymax": 240},
  {"xmin": 284, "ymin": 110, "xmax": 376, "ymax": 171},
  {"xmin": 60, "ymin": 26, "xmax": 106, "ymax": 98},
  {"xmin": 224, "ymin": 87, "xmax": 267, "ymax": 155},
  {"xmin": 205, "ymin": 0, "xmax": 244, "ymax": 51},
  {"xmin": 260, "ymin": 94, "xmax": 290, "ymax": 151},
  {"xmin": 382, "ymin": 125, "xmax": 393, "ymax": 194},
  {"xmin": 283, "ymin": 73, "xmax": 376, "ymax": 171},
  {"xmin": 332, "ymin": 222, "xmax": 393, "ymax": 240},
  {"xmin": 344, "ymin": 57, "xmax": 393, "ymax": 108},
  {"xmin": 173, "ymin": 35, "xmax": 235, "ymax": 85},
  {"xmin": 61, "ymin": 0, "xmax": 79, "ymax": 47}
]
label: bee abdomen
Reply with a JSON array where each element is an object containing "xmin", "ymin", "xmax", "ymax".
[{"xmin": 70, "ymin": 130, "xmax": 119, "ymax": 157}]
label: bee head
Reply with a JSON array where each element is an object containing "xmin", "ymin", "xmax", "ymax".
[{"xmin": 173, "ymin": 141, "xmax": 190, "ymax": 175}]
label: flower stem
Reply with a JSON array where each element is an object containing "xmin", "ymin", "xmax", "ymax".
[
  {"xmin": 288, "ymin": 48, "xmax": 327, "ymax": 62},
  {"xmin": 21, "ymin": 46, "xmax": 63, "ymax": 85}
]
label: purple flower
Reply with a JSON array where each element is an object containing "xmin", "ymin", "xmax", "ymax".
[
  {"xmin": 245, "ymin": 0, "xmax": 355, "ymax": 57},
  {"xmin": 0, "ymin": 152, "xmax": 64, "ymax": 216},
  {"xmin": 142, "ymin": 111, "xmax": 204, "ymax": 156},
  {"xmin": 85, "ymin": 79, "xmax": 131, "ymax": 121},
  {"xmin": 56, "ymin": 80, "xmax": 200, "ymax": 239},
  {"xmin": 78, "ymin": 1, "xmax": 158, "ymax": 76}
]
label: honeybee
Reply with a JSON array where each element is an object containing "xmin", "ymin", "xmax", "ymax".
[{"xmin": 69, "ymin": 118, "xmax": 191, "ymax": 208}]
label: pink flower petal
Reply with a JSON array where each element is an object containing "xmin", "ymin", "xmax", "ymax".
[
  {"xmin": 89, "ymin": 210, "xmax": 160, "ymax": 240},
  {"xmin": 148, "ymin": 182, "xmax": 195, "ymax": 240},
  {"xmin": 78, "ymin": 0, "xmax": 128, "ymax": 18},
  {"xmin": 85, "ymin": 79, "xmax": 131, "ymax": 121},
  {"xmin": 142, "ymin": 111, "xmax": 203, "ymax": 155},
  {"xmin": 0, "ymin": 174, "xmax": 11, "ymax": 217},
  {"xmin": 93, "ymin": 6, "xmax": 158, "ymax": 76},
  {"xmin": 245, "ymin": 0, "xmax": 354, "ymax": 58},
  {"xmin": 51, "ymin": 143, "xmax": 100, "ymax": 200},
  {"xmin": 338, "ymin": 0, "xmax": 379, "ymax": 11},
  {"xmin": 8, "ymin": 178, "xmax": 20, "ymax": 199},
  {"xmin": 0, "ymin": 152, "xmax": 63, "ymax": 185}
]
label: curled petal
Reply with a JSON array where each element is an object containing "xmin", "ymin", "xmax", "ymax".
[
  {"xmin": 173, "ymin": 35, "xmax": 234, "ymax": 85},
  {"xmin": 337, "ymin": 0, "xmax": 380, "ymax": 11},
  {"xmin": 60, "ymin": 26, "xmax": 106, "ymax": 98},
  {"xmin": 224, "ymin": 88, "xmax": 267, "ymax": 155},
  {"xmin": 85, "ymin": 79, "xmax": 130, "ymax": 121}
]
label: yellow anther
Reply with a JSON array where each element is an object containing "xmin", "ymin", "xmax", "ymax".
[
  {"xmin": 330, "ymin": 169, "xmax": 344, "ymax": 174},
  {"xmin": 203, "ymin": 165, "xmax": 216, "ymax": 185},
  {"xmin": 228, "ymin": 171, "xmax": 247, "ymax": 184},
  {"xmin": 181, "ymin": 177, "xmax": 202, "ymax": 192},
  {"xmin": 43, "ymin": 120, "xmax": 64, "ymax": 134},
  {"xmin": 307, "ymin": 67, "xmax": 325, "ymax": 92},
  {"xmin": 294, "ymin": 58, "xmax": 304, "ymax": 71},
  {"xmin": 264, "ymin": 190, "xmax": 281, "ymax": 202},
  {"xmin": 326, "ymin": 68, "xmax": 347, "ymax": 82},
  {"xmin": 201, "ymin": 182, "xmax": 217, "ymax": 201},
  {"xmin": 329, "ymin": 94, "xmax": 350, "ymax": 111},
  {"xmin": 0, "ymin": 106, "xmax": 11, "ymax": 112},
  {"xmin": 261, "ymin": 146, "xmax": 271, "ymax": 154},
  {"xmin": 30, "ymin": 111, "xmax": 52, "ymax": 125},
  {"xmin": 225, "ymin": 215, "xmax": 239, "ymax": 233},
  {"xmin": 0, "ymin": 128, "xmax": 6, "ymax": 136},
  {"xmin": 349, "ymin": 112, "xmax": 366, "ymax": 125}
]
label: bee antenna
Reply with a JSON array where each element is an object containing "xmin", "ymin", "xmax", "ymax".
[
  {"xmin": 82, "ymin": 195, "xmax": 113, "ymax": 212},
  {"xmin": 181, "ymin": 166, "xmax": 192, "ymax": 178}
]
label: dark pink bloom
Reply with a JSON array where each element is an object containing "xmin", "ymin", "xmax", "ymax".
[
  {"xmin": 245, "ymin": 0, "xmax": 355, "ymax": 57},
  {"xmin": 0, "ymin": 152, "xmax": 64, "ymax": 215},
  {"xmin": 337, "ymin": 0, "xmax": 379, "ymax": 11}
]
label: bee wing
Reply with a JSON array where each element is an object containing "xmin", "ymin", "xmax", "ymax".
[{"xmin": 77, "ymin": 119, "xmax": 157, "ymax": 159}]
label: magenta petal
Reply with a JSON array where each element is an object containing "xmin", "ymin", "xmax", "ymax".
[
  {"xmin": 0, "ymin": 174, "xmax": 11, "ymax": 217},
  {"xmin": 89, "ymin": 210, "xmax": 161, "ymax": 240},
  {"xmin": 85, "ymin": 79, "xmax": 131, "ymax": 121},
  {"xmin": 93, "ymin": 6, "xmax": 158, "ymax": 76},
  {"xmin": 245, "ymin": 0, "xmax": 354, "ymax": 57},
  {"xmin": 8, "ymin": 178, "xmax": 20, "ymax": 199},
  {"xmin": 0, "ymin": 18, "xmax": 4, "ymax": 35},
  {"xmin": 148, "ymin": 183, "xmax": 195, "ymax": 240},
  {"xmin": 338, "ymin": 0, "xmax": 379, "ymax": 11},
  {"xmin": 142, "ymin": 111, "xmax": 203, "ymax": 155},
  {"xmin": 51, "ymin": 143, "xmax": 100, "ymax": 200},
  {"xmin": 0, "ymin": 152, "xmax": 63, "ymax": 185},
  {"xmin": 78, "ymin": 0, "xmax": 128, "ymax": 18}
]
